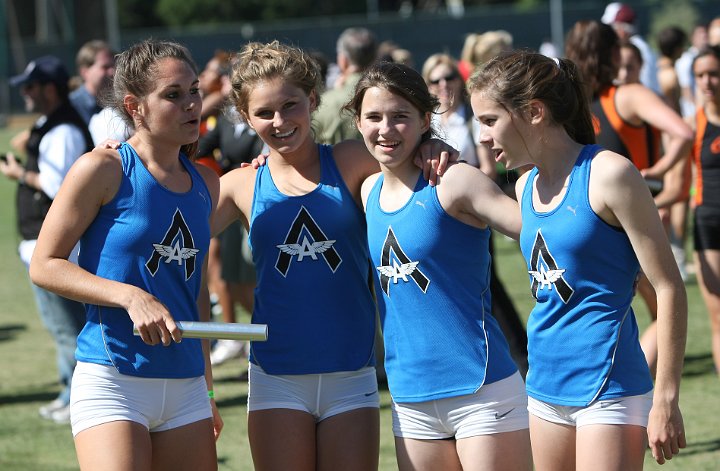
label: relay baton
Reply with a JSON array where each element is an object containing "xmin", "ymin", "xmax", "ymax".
[{"xmin": 133, "ymin": 321, "xmax": 268, "ymax": 341}]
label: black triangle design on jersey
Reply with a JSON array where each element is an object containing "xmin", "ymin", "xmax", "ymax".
[
  {"xmin": 378, "ymin": 226, "xmax": 430, "ymax": 296},
  {"xmin": 145, "ymin": 208, "xmax": 198, "ymax": 280},
  {"xmin": 529, "ymin": 229, "xmax": 574, "ymax": 304},
  {"xmin": 275, "ymin": 206, "xmax": 342, "ymax": 277}
]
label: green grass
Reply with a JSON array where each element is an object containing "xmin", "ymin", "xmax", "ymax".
[{"xmin": 0, "ymin": 121, "xmax": 719, "ymax": 469}]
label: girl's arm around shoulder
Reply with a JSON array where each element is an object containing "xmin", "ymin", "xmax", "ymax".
[
  {"xmin": 360, "ymin": 171, "xmax": 382, "ymax": 212},
  {"xmin": 213, "ymin": 165, "xmax": 257, "ymax": 237},
  {"xmin": 436, "ymin": 162, "xmax": 521, "ymax": 239}
]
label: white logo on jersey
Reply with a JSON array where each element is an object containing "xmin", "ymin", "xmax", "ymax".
[
  {"xmin": 275, "ymin": 206, "xmax": 342, "ymax": 277},
  {"xmin": 528, "ymin": 229, "xmax": 574, "ymax": 304},
  {"xmin": 277, "ymin": 236, "xmax": 336, "ymax": 262},
  {"xmin": 152, "ymin": 241, "xmax": 200, "ymax": 265},
  {"xmin": 377, "ymin": 227, "xmax": 430, "ymax": 296},
  {"xmin": 376, "ymin": 260, "xmax": 420, "ymax": 284},
  {"xmin": 528, "ymin": 265, "xmax": 567, "ymax": 290},
  {"xmin": 145, "ymin": 208, "xmax": 199, "ymax": 280}
]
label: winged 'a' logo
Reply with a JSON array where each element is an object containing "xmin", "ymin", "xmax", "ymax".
[
  {"xmin": 529, "ymin": 266, "xmax": 566, "ymax": 290},
  {"xmin": 277, "ymin": 236, "xmax": 336, "ymax": 262},
  {"xmin": 153, "ymin": 241, "xmax": 200, "ymax": 265},
  {"xmin": 376, "ymin": 261, "xmax": 419, "ymax": 284}
]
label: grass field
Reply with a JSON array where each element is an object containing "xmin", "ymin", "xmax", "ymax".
[{"xmin": 0, "ymin": 120, "xmax": 718, "ymax": 470}]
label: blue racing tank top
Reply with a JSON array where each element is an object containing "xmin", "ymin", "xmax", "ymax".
[
  {"xmin": 366, "ymin": 170, "xmax": 517, "ymax": 403},
  {"xmin": 519, "ymin": 144, "xmax": 653, "ymax": 406},
  {"xmin": 248, "ymin": 144, "xmax": 376, "ymax": 375},
  {"xmin": 76, "ymin": 142, "xmax": 211, "ymax": 378}
]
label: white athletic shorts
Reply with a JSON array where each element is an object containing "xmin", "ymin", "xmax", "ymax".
[
  {"xmin": 247, "ymin": 363, "xmax": 379, "ymax": 421},
  {"xmin": 527, "ymin": 390, "xmax": 653, "ymax": 428},
  {"xmin": 391, "ymin": 371, "xmax": 529, "ymax": 440},
  {"xmin": 70, "ymin": 361, "xmax": 212, "ymax": 437}
]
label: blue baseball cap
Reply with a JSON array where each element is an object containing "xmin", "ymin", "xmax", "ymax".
[{"xmin": 10, "ymin": 55, "xmax": 69, "ymax": 87}]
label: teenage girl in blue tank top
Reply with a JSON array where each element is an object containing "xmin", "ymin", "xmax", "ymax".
[
  {"xmin": 468, "ymin": 50, "xmax": 687, "ymax": 470},
  {"xmin": 345, "ymin": 61, "xmax": 531, "ymax": 471},
  {"xmin": 30, "ymin": 40, "xmax": 222, "ymax": 470},
  {"xmin": 213, "ymin": 41, "xmax": 455, "ymax": 470}
]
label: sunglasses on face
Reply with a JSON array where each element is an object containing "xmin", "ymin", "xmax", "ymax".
[{"xmin": 428, "ymin": 72, "xmax": 459, "ymax": 85}]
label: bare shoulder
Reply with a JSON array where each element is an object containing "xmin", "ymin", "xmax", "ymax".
[
  {"xmin": 590, "ymin": 149, "xmax": 640, "ymax": 185},
  {"xmin": 219, "ymin": 165, "xmax": 258, "ymax": 204},
  {"xmin": 360, "ymin": 171, "xmax": 382, "ymax": 209},
  {"xmin": 73, "ymin": 147, "xmax": 122, "ymax": 180},
  {"xmin": 589, "ymin": 149, "xmax": 648, "ymax": 220},
  {"xmin": 192, "ymin": 161, "xmax": 220, "ymax": 186}
]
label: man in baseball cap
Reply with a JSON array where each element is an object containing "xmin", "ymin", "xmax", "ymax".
[
  {"xmin": 601, "ymin": 2, "xmax": 659, "ymax": 92},
  {"xmin": 1, "ymin": 54, "xmax": 92, "ymax": 424},
  {"xmin": 10, "ymin": 55, "xmax": 69, "ymax": 88}
]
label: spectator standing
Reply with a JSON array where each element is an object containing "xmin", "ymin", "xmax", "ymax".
[
  {"xmin": 602, "ymin": 2, "xmax": 660, "ymax": 93},
  {"xmin": 0, "ymin": 55, "xmax": 93, "ymax": 423},
  {"xmin": 69, "ymin": 40, "xmax": 115, "ymax": 124},
  {"xmin": 313, "ymin": 27, "xmax": 378, "ymax": 144},
  {"xmin": 676, "ymin": 23, "xmax": 709, "ymax": 118}
]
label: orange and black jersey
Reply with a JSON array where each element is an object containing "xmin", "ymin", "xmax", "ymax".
[
  {"xmin": 693, "ymin": 107, "xmax": 720, "ymax": 208},
  {"xmin": 591, "ymin": 85, "xmax": 661, "ymax": 171}
]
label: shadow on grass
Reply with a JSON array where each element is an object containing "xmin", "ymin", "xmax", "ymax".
[
  {"xmin": 0, "ymin": 390, "xmax": 57, "ymax": 406},
  {"xmin": 677, "ymin": 436, "xmax": 720, "ymax": 456},
  {"xmin": 0, "ymin": 323, "xmax": 26, "ymax": 341},
  {"xmin": 682, "ymin": 352, "xmax": 716, "ymax": 377},
  {"xmin": 216, "ymin": 394, "xmax": 249, "ymax": 408}
]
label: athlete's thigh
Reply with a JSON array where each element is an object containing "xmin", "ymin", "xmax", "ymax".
[
  {"xmin": 150, "ymin": 418, "xmax": 217, "ymax": 471},
  {"xmin": 248, "ymin": 408, "xmax": 317, "ymax": 471},
  {"xmin": 576, "ymin": 424, "xmax": 646, "ymax": 471},
  {"xmin": 317, "ymin": 407, "xmax": 379, "ymax": 471},
  {"xmin": 696, "ymin": 249, "xmax": 720, "ymax": 295},
  {"xmin": 456, "ymin": 429, "xmax": 532, "ymax": 471},
  {"xmin": 529, "ymin": 414, "xmax": 576, "ymax": 471},
  {"xmin": 395, "ymin": 437, "xmax": 462, "ymax": 471},
  {"xmin": 74, "ymin": 420, "xmax": 152, "ymax": 471}
]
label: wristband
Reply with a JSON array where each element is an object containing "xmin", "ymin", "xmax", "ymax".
[
  {"xmin": 18, "ymin": 169, "xmax": 26, "ymax": 186},
  {"xmin": 207, "ymin": 390, "xmax": 215, "ymax": 399}
]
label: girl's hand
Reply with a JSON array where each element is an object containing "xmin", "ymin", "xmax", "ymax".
[
  {"xmin": 239, "ymin": 153, "xmax": 268, "ymax": 169},
  {"xmin": 210, "ymin": 400, "xmax": 224, "ymax": 440},
  {"xmin": 128, "ymin": 289, "xmax": 182, "ymax": 346},
  {"xmin": 95, "ymin": 139, "xmax": 122, "ymax": 150},
  {"xmin": 413, "ymin": 139, "xmax": 458, "ymax": 186}
]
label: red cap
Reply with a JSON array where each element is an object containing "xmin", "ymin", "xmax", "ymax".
[{"xmin": 601, "ymin": 3, "xmax": 636, "ymax": 25}]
